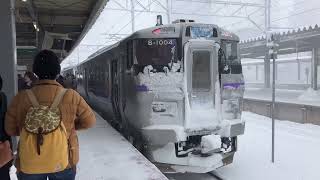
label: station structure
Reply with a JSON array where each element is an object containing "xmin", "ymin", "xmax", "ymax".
[
  {"xmin": 0, "ymin": 0, "xmax": 106, "ymax": 101},
  {"xmin": 240, "ymin": 24, "xmax": 320, "ymax": 90}
]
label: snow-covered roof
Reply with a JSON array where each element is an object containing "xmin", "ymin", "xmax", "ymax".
[
  {"xmin": 240, "ymin": 24, "xmax": 320, "ymax": 44},
  {"xmin": 240, "ymin": 24, "xmax": 320, "ymax": 59}
]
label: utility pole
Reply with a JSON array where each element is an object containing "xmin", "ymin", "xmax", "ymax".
[
  {"xmin": 265, "ymin": 0, "xmax": 277, "ymax": 163},
  {"xmin": 131, "ymin": 0, "xmax": 135, "ymax": 33},
  {"xmin": 268, "ymin": 34, "xmax": 279, "ymax": 163},
  {"xmin": 166, "ymin": 0, "xmax": 171, "ymax": 23},
  {"xmin": 264, "ymin": 0, "xmax": 271, "ymax": 88}
]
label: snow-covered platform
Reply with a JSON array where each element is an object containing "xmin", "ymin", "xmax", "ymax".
[
  {"xmin": 244, "ymin": 88, "xmax": 320, "ymax": 125},
  {"xmin": 10, "ymin": 113, "xmax": 168, "ymax": 180},
  {"xmin": 76, "ymin": 113, "xmax": 168, "ymax": 180},
  {"xmin": 244, "ymin": 88, "xmax": 320, "ymax": 107},
  {"xmin": 215, "ymin": 112, "xmax": 320, "ymax": 180}
]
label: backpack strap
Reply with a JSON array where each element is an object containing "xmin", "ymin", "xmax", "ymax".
[
  {"xmin": 50, "ymin": 89, "xmax": 67, "ymax": 109},
  {"xmin": 26, "ymin": 90, "xmax": 40, "ymax": 107}
]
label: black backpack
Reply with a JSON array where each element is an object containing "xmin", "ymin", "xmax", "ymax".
[{"xmin": 0, "ymin": 92, "xmax": 8, "ymax": 141}]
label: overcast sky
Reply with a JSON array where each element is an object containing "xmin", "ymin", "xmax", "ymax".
[{"xmin": 61, "ymin": 0, "xmax": 320, "ymax": 69}]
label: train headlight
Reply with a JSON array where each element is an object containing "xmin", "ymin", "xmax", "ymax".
[
  {"xmin": 152, "ymin": 102, "xmax": 166, "ymax": 112},
  {"xmin": 151, "ymin": 101, "xmax": 178, "ymax": 117}
]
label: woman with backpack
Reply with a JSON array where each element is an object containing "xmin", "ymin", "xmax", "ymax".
[
  {"xmin": 0, "ymin": 75, "xmax": 13, "ymax": 180},
  {"xmin": 5, "ymin": 50, "xmax": 96, "ymax": 180}
]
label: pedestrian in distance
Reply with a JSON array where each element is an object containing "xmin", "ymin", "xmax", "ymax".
[
  {"xmin": 0, "ymin": 74, "xmax": 13, "ymax": 180},
  {"xmin": 21, "ymin": 71, "xmax": 38, "ymax": 90},
  {"xmin": 5, "ymin": 50, "xmax": 96, "ymax": 180},
  {"xmin": 56, "ymin": 74, "xmax": 66, "ymax": 88},
  {"xmin": 17, "ymin": 74, "xmax": 25, "ymax": 91}
]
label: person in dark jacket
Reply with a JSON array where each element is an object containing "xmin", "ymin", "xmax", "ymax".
[
  {"xmin": 17, "ymin": 74, "xmax": 25, "ymax": 91},
  {"xmin": 56, "ymin": 74, "xmax": 66, "ymax": 87},
  {"xmin": 0, "ymin": 74, "xmax": 12, "ymax": 180}
]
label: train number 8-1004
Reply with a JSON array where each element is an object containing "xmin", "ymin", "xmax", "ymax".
[{"xmin": 148, "ymin": 39, "xmax": 174, "ymax": 46}]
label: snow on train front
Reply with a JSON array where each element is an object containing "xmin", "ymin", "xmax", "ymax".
[{"xmin": 138, "ymin": 36, "xmax": 245, "ymax": 173}]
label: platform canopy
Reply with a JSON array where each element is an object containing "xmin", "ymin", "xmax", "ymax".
[
  {"xmin": 15, "ymin": 0, "xmax": 108, "ymax": 69},
  {"xmin": 240, "ymin": 24, "xmax": 320, "ymax": 59}
]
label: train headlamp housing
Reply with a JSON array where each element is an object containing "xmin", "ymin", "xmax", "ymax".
[
  {"xmin": 151, "ymin": 101, "xmax": 178, "ymax": 116},
  {"xmin": 152, "ymin": 102, "xmax": 166, "ymax": 112}
]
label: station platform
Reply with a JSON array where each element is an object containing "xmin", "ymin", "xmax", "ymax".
[
  {"xmin": 10, "ymin": 112, "xmax": 168, "ymax": 180},
  {"xmin": 244, "ymin": 88, "xmax": 320, "ymax": 107},
  {"xmin": 244, "ymin": 88, "xmax": 320, "ymax": 125}
]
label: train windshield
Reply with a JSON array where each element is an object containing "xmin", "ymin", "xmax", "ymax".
[
  {"xmin": 220, "ymin": 41, "xmax": 239, "ymax": 63},
  {"xmin": 134, "ymin": 39, "xmax": 178, "ymax": 66},
  {"xmin": 186, "ymin": 26, "xmax": 218, "ymax": 38}
]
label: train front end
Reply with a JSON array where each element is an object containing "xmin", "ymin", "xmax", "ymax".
[{"xmin": 133, "ymin": 24, "xmax": 245, "ymax": 173}]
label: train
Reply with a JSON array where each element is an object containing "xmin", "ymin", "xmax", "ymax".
[{"xmin": 68, "ymin": 18, "xmax": 245, "ymax": 173}]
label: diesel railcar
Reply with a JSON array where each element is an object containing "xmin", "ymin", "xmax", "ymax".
[{"xmin": 75, "ymin": 19, "xmax": 245, "ymax": 173}]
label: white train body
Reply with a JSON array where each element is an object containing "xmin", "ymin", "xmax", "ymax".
[{"xmin": 74, "ymin": 20, "xmax": 245, "ymax": 173}]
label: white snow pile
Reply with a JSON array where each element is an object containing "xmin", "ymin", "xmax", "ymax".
[
  {"xmin": 298, "ymin": 88, "xmax": 320, "ymax": 102},
  {"xmin": 216, "ymin": 111, "xmax": 320, "ymax": 180},
  {"xmin": 186, "ymin": 109, "xmax": 220, "ymax": 132},
  {"xmin": 135, "ymin": 65, "xmax": 183, "ymax": 92},
  {"xmin": 200, "ymin": 134, "xmax": 221, "ymax": 154}
]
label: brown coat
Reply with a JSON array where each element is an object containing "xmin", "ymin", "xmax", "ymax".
[{"xmin": 5, "ymin": 80, "xmax": 96, "ymax": 169}]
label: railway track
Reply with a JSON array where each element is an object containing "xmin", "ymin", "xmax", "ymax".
[
  {"xmin": 208, "ymin": 171, "xmax": 225, "ymax": 180},
  {"xmin": 165, "ymin": 171, "xmax": 225, "ymax": 180}
]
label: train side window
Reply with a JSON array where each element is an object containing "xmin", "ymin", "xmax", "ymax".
[
  {"xmin": 104, "ymin": 62, "xmax": 109, "ymax": 98},
  {"xmin": 127, "ymin": 41, "xmax": 133, "ymax": 70}
]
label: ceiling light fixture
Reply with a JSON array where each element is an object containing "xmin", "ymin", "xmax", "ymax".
[{"xmin": 32, "ymin": 21, "xmax": 40, "ymax": 32}]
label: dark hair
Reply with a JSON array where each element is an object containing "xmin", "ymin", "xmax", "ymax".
[
  {"xmin": 0, "ymin": 75, "xmax": 2, "ymax": 91},
  {"xmin": 33, "ymin": 50, "xmax": 61, "ymax": 80}
]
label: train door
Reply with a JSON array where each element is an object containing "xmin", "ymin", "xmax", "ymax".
[
  {"xmin": 111, "ymin": 60, "xmax": 121, "ymax": 122},
  {"xmin": 184, "ymin": 40, "xmax": 220, "ymax": 126}
]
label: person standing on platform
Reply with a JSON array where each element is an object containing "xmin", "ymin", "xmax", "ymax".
[
  {"xmin": 56, "ymin": 74, "xmax": 65, "ymax": 87},
  {"xmin": 17, "ymin": 74, "xmax": 25, "ymax": 91},
  {"xmin": 21, "ymin": 71, "xmax": 38, "ymax": 90},
  {"xmin": 0, "ymin": 75, "xmax": 13, "ymax": 180},
  {"xmin": 5, "ymin": 50, "xmax": 96, "ymax": 180}
]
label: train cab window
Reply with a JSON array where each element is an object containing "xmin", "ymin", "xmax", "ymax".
[
  {"xmin": 186, "ymin": 26, "xmax": 218, "ymax": 38},
  {"xmin": 221, "ymin": 41, "xmax": 238, "ymax": 63},
  {"xmin": 133, "ymin": 39, "xmax": 177, "ymax": 72},
  {"xmin": 219, "ymin": 41, "xmax": 242, "ymax": 74}
]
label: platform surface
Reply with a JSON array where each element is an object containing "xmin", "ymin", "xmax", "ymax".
[
  {"xmin": 10, "ymin": 112, "xmax": 168, "ymax": 180},
  {"xmin": 244, "ymin": 88, "xmax": 320, "ymax": 107},
  {"xmin": 76, "ymin": 112, "xmax": 168, "ymax": 180}
]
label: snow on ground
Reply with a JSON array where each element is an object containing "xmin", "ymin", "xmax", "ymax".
[
  {"xmin": 216, "ymin": 111, "xmax": 320, "ymax": 180},
  {"xmin": 10, "ymin": 113, "xmax": 167, "ymax": 180},
  {"xmin": 298, "ymin": 88, "xmax": 320, "ymax": 102},
  {"xmin": 9, "ymin": 110, "xmax": 320, "ymax": 180},
  {"xmin": 76, "ymin": 113, "xmax": 167, "ymax": 180},
  {"xmin": 245, "ymin": 88, "xmax": 320, "ymax": 107}
]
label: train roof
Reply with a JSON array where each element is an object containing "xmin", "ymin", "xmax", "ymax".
[
  {"xmin": 79, "ymin": 22, "xmax": 239, "ymax": 66},
  {"xmin": 79, "ymin": 41, "xmax": 121, "ymax": 66},
  {"xmin": 128, "ymin": 22, "xmax": 239, "ymax": 41}
]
